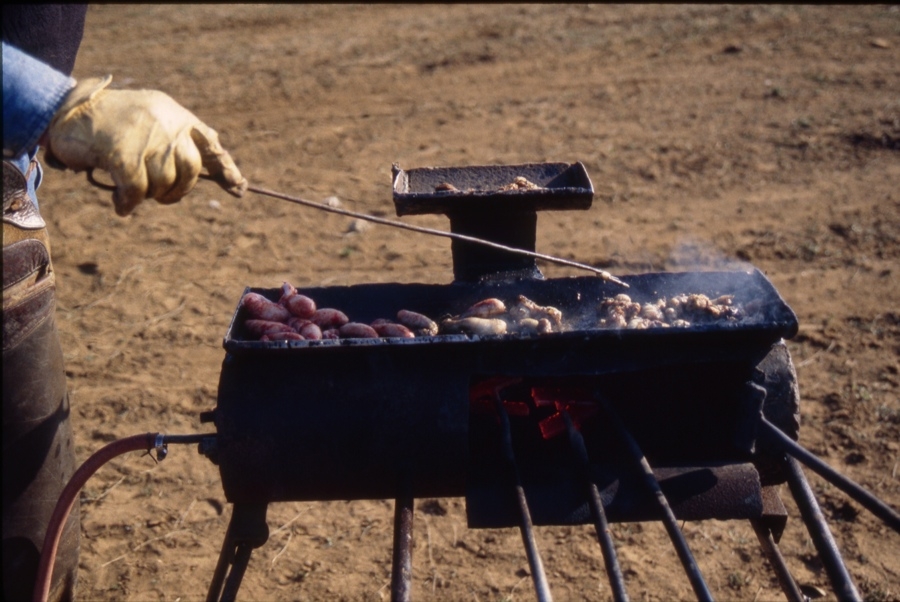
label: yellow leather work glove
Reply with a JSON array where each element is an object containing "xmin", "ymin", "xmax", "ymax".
[{"xmin": 43, "ymin": 76, "xmax": 247, "ymax": 217}]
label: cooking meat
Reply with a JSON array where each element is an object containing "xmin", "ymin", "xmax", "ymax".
[
  {"xmin": 277, "ymin": 281, "xmax": 298, "ymax": 304},
  {"xmin": 297, "ymin": 321, "xmax": 323, "ymax": 340},
  {"xmin": 339, "ymin": 322, "xmax": 380, "ymax": 339},
  {"xmin": 241, "ymin": 292, "xmax": 292, "ymax": 322},
  {"xmin": 397, "ymin": 309, "xmax": 439, "ymax": 336},
  {"xmin": 371, "ymin": 322, "xmax": 416, "ymax": 338},
  {"xmin": 287, "ymin": 316, "xmax": 311, "ymax": 331},
  {"xmin": 498, "ymin": 176, "xmax": 541, "ymax": 191},
  {"xmin": 244, "ymin": 319, "xmax": 294, "ymax": 337},
  {"xmin": 441, "ymin": 317, "xmax": 508, "ymax": 336},
  {"xmin": 516, "ymin": 318, "xmax": 541, "ymax": 333},
  {"xmin": 283, "ymin": 293, "xmax": 317, "ymax": 319},
  {"xmin": 597, "ymin": 292, "xmax": 745, "ymax": 329},
  {"xmin": 509, "ymin": 295, "xmax": 562, "ymax": 327},
  {"xmin": 311, "ymin": 308, "xmax": 350, "ymax": 328},
  {"xmin": 461, "ymin": 298, "xmax": 506, "ymax": 319},
  {"xmin": 260, "ymin": 331, "xmax": 305, "ymax": 341},
  {"xmin": 536, "ymin": 318, "xmax": 553, "ymax": 334}
]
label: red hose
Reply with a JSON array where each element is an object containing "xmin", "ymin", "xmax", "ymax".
[{"xmin": 33, "ymin": 433, "xmax": 159, "ymax": 602}]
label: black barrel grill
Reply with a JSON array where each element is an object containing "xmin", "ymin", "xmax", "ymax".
[{"xmin": 197, "ymin": 163, "xmax": 900, "ymax": 601}]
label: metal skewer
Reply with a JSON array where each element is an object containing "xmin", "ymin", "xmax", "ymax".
[
  {"xmin": 86, "ymin": 168, "xmax": 628, "ymax": 286},
  {"xmin": 202, "ymin": 175, "xmax": 628, "ymax": 287}
]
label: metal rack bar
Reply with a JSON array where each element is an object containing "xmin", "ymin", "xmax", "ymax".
[
  {"xmin": 784, "ymin": 456, "xmax": 862, "ymax": 602},
  {"xmin": 600, "ymin": 398, "xmax": 714, "ymax": 602},
  {"xmin": 220, "ymin": 543, "xmax": 253, "ymax": 602},
  {"xmin": 750, "ymin": 518, "xmax": 805, "ymax": 602},
  {"xmin": 206, "ymin": 518, "xmax": 237, "ymax": 602},
  {"xmin": 206, "ymin": 503, "xmax": 269, "ymax": 602},
  {"xmin": 562, "ymin": 411, "xmax": 629, "ymax": 602},
  {"xmin": 390, "ymin": 491, "xmax": 414, "ymax": 602},
  {"xmin": 494, "ymin": 398, "xmax": 554, "ymax": 602},
  {"xmin": 760, "ymin": 418, "xmax": 900, "ymax": 533}
]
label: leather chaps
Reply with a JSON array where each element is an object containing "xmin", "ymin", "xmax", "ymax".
[{"xmin": 3, "ymin": 160, "xmax": 79, "ymax": 602}]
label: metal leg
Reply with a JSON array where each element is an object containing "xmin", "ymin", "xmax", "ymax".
[
  {"xmin": 750, "ymin": 518, "xmax": 805, "ymax": 602},
  {"xmin": 760, "ymin": 418, "xmax": 900, "ymax": 533},
  {"xmin": 562, "ymin": 411, "xmax": 629, "ymax": 602},
  {"xmin": 220, "ymin": 543, "xmax": 254, "ymax": 602},
  {"xmin": 206, "ymin": 503, "xmax": 270, "ymax": 602},
  {"xmin": 494, "ymin": 398, "xmax": 554, "ymax": 602},
  {"xmin": 784, "ymin": 456, "xmax": 862, "ymax": 602},
  {"xmin": 206, "ymin": 519, "xmax": 237, "ymax": 602},
  {"xmin": 391, "ymin": 491, "xmax": 414, "ymax": 602},
  {"xmin": 600, "ymin": 398, "xmax": 714, "ymax": 602}
]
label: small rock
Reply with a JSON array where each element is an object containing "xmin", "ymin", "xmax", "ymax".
[
  {"xmin": 419, "ymin": 499, "xmax": 448, "ymax": 516},
  {"xmin": 346, "ymin": 219, "xmax": 371, "ymax": 234},
  {"xmin": 324, "ymin": 196, "xmax": 342, "ymax": 208},
  {"xmin": 870, "ymin": 37, "xmax": 890, "ymax": 49},
  {"xmin": 844, "ymin": 451, "xmax": 866, "ymax": 465},
  {"xmin": 799, "ymin": 584, "xmax": 827, "ymax": 599},
  {"xmin": 208, "ymin": 199, "xmax": 222, "ymax": 210}
]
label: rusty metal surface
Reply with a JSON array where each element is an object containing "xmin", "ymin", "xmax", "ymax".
[
  {"xmin": 223, "ymin": 269, "xmax": 798, "ymax": 365},
  {"xmin": 391, "ymin": 162, "xmax": 594, "ymax": 216},
  {"xmin": 390, "ymin": 493, "xmax": 414, "ymax": 602},
  {"xmin": 467, "ymin": 462, "xmax": 767, "ymax": 529},
  {"xmin": 391, "ymin": 161, "xmax": 595, "ymax": 280},
  {"xmin": 213, "ymin": 348, "xmax": 793, "ymax": 505}
]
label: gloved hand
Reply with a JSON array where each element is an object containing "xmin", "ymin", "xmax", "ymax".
[{"xmin": 43, "ymin": 75, "xmax": 247, "ymax": 217}]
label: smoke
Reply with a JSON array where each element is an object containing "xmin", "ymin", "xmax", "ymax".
[{"xmin": 665, "ymin": 238, "xmax": 754, "ymax": 272}]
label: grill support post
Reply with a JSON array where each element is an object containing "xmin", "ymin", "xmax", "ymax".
[
  {"xmin": 390, "ymin": 489, "xmax": 414, "ymax": 602},
  {"xmin": 563, "ymin": 411, "xmax": 629, "ymax": 602},
  {"xmin": 600, "ymin": 398, "xmax": 714, "ymax": 602},
  {"xmin": 750, "ymin": 518, "xmax": 805, "ymax": 602},
  {"xmin": 494, "ymin": 398, "xmax": 554, "ymax": 602},
  {"xmin": 206, "ymin": 503, "xmax": 269, "ymax": 602},
  {"xmin": 784, "ymin": 457, "xmax": 862, "ymax": 602},
  {"xmin": 759, "ymin": 418, "xmax": 900, "ymax": 533}
]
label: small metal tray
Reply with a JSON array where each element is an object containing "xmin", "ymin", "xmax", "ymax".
[{"xmin": 392, "ymin": 162, "xmax": 594, "ymax": 216}]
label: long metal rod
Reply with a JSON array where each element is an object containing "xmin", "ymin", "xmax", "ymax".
[
  {"xmin": 493, "ymin": 398, "xmax": 554, "ymax": 602},
  {"xmin": 784, "ymin": 456, "xmax": 862, "ymax": 601},
  {"xmin": 219, "ymin": 543, "xmax": 254, "ymax": 602},
  {"xmin": 206, "ymin": 521, "xmax": 236, "ymax": 602},
  {"xmin": 759, "ymin": 417, "xmax": 900, "ymax": 533},
  {"xmin": 749, "ymin": 519, "xmax": 805, "ymax": 602},
  {"xmin": 161, "ymin": 433, "xmax": 216, "ymax": 444},
  {"xmin": 562, "ymin": 412, "xmax": 629, "ymax": 602},
  {"xmin": 390, "ymin": 491, "xmax": 414, "ymax": 602},
  {"xmin": 599, "ymin": 398, "xmax": 714, "ymax": 602},
  {"xmin": 205, "ymin": 175, "xmax": 627, "ymax": 286}
]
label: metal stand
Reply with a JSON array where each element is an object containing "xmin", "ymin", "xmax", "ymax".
[
  {"xmin": 206, "ymin": 503, "xmax": 269, "ymax": 602},
  {"xmin": 390, "ymin": 489, "xmax": 414, "ymax": 602}
]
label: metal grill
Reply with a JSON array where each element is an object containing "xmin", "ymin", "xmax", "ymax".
[{"xmin": 197, "ymin": 163, "xmax": 899, "ymax": 601}]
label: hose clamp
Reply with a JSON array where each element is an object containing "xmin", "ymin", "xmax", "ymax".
[{"xmin": 153, "ymin": 433, "xmax": 168, "ymax": 461}]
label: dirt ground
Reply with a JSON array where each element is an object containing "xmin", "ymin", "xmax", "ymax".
[{"xmin": 35, "ymin": 4, "xmax": 898, "ymax": 601}]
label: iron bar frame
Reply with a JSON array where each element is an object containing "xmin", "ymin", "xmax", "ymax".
[{"xmin": 562, "ymin": 411, "xmax": 630, "ymax": 602}]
